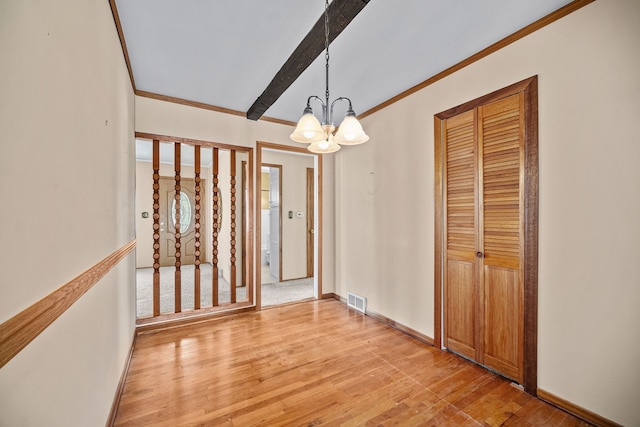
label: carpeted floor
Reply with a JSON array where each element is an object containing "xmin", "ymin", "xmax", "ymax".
[{"xmin": 136, "ymin": 264, "xmax": 314, "ymax": 318}]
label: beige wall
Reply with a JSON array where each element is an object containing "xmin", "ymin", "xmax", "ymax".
[
  {"xmin": 335, "ymin": 1, "xmax": 640, "ymax": 425},
  {"xmin": 262, "ymin": 150, "xmax": 315, "ymax": 280},
  {"xmin": 0, "ymin": 0, "xmax": 136, "ymax": 425}
]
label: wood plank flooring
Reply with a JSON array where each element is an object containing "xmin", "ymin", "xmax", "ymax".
[{"xmin": 113, "ymin": 299, "xmax": 589, "ymax": 426}]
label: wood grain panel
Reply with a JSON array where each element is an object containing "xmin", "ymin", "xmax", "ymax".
[
  {"xmin": 194, "ymin": 146, "xmax": 201, "ymax": 310},
  {"xmin": 434, "ymin": 116, "xmax": 444, "ymax": 349},
  {"xmin": 230, "ymin": 150, "xmax": 237, "ymax": 304},
  {"xmin": 0, "ymin": 240, "xmax": 136, "ymax": 369},
  {"xmin": 212, "ymin": 148, "xmax": 220, "ymax": 307},
  {"xmin": 174, "ymin": 143, "xmax": 182, "ymax": 313},
  {"xmin": 444, "ymin": 260, "xmax": 476, "ymax": 360},
  {"xmin": 445, "ymin": 110, "xmax": 476, "ymax": 254},
  {"xmin": 523, "ymin": 77, "xmax": 539, "ymax": 394},
  {"xmin": 152, "ymin": 140, "xmax": 160, "ymax": 316},
  {"xmin": 483, "ymin": 266, "xmax": 522, "ymax": 382},
  {"xmin": 480, "ymin": 93, "xmax": 524, "ymax": 383},
  {"xmin": 481, "ymin": 93, "xmax": 521, "ymax": 262},
  {"xmin": 443, "ymin": 108, "xmax": 478, "ymax": 362}
]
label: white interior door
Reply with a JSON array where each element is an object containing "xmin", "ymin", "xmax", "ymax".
[{"xmin": 268, "ymin": 167, "xmax": 280, "ymax": 281}]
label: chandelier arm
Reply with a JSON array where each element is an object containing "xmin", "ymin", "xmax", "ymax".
[
  {"xmin": 329, "ymin": 97, "xmax": 352, "ymax": 125},
  {"xmin": 306, "ymin": 95, "xmax": 325, "ymax": 108},
  {"xmin": 307, "ymin": 95, "xmax": 328, "ymax": 125}
]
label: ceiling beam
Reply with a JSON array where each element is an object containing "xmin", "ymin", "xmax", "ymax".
[{"xmin": 246, "ymin": 0, "xmax": 370, "ymax": 121}]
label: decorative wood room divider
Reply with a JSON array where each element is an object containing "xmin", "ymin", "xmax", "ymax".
[{"xmin": 138, "ymin": 134, "xmax": 253, "ymax": 322}]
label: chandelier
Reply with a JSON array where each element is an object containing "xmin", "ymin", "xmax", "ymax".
[{"xmin": 290, "ymin": 0, "xmax": 369, "ymax": 153}]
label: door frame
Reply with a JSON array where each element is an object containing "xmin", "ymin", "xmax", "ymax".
[
  {"xmin": 434, "ymin": 76, "xmax": 539, "ymax": 394},
  {"xmin": 306, "ymin": 167, "xmax": 314, "ymax": 278},
  {"xmin": 256, "ymin": 142, "xmax": 323, "ymax": 309}
]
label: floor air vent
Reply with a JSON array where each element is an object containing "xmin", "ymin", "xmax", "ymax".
[{"xmin": 347, "ymin": 292, "xmax": 367, "ymax": 313}]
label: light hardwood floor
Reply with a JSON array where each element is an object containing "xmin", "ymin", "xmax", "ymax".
[{"xmin": 113, "ymin": 299, "xmax": 589, "ymax": 426}]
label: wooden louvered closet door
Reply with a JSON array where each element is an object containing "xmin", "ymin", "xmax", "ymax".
[{"xmin": 444, "ymin": 93, "xmax": 525, "ymax": 383}]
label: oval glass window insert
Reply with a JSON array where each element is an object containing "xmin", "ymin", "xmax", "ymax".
[{"xmin": 171, "ymin": 191, "xmax": 191, "ymax": 233}]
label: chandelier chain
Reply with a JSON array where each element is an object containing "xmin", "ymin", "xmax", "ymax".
[
  {"xmin": 289, "ymin": 0, "xmax": 369, "ymax": 152},
  {"xmin": 324, "ymin": 0, "xmax": 330, "ymax": 105}
]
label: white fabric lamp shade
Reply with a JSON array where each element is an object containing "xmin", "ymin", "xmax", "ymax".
[
  {"xmin": 308, "ymin": 136, "xmax": 341, "ymax": 154},
  {"xmin": 333, "ymin": 115, "xmax": 369, "ymax": 145},
  {"xmin": 290, "ymin": 112, "xmax": 326, "ymax": 143}
]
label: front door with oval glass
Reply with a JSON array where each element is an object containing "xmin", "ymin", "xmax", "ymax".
[{"xmin": 159, "ymin": 177, "xmax": 204, "ymax": 267}]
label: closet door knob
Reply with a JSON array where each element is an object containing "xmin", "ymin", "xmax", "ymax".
[{"xmin": 476, "ymin": 251, "xmax": 484, "ymax": 258}]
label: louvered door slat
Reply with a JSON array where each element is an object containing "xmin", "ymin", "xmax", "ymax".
[
  {"xmin": 480, "ymin": 93, "xmax": 524, "ymax": 383},
  {"xmin": 444, "ymin": 109, "xmax": 478, "ymax": 359}
]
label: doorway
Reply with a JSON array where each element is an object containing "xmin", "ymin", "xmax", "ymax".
[
  {"xmin": 260, "ymin": 164, "xmax": 282, "ymax": 285},
  {"xmin": 434, "ymin": 76, "xmax": 539, "ymax": 393},
  {"xmin": 256, "ymin": 142, "xmax": 322, "ymax": 309}
]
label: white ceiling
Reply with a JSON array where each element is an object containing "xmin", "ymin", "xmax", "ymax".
[{"xmin": 115, "ymin": 0, "xmax": 573, "ymax": 123}]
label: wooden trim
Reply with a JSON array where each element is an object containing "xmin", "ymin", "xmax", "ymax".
[
  {"xmin": 322, "ymin": 292, "xmax": 340, "ymax": 300},
  {"xmin": 135, "ymin": 90, "xmax": 296, "ymax": 127},
  {"xmin": 212, "ymin": 148, "xmax": 220, "ymax": 307},
  {"xmin": 256, "ymin": 145, "xmax": 263, "ymax": 309},
  {"xmin": 0, "ymin": 239, "xmax": 136, "ymax": 369},
  {"xmin": 135, "ymin": 132, "xmax": 252, "ymax": 153},
  {"xmin": 258, "ymin": 116, "xmax": 297, "ymax": 127},
  {"xmin": 194, "ymin": 146, "xmax": 202, "ymax": 310},
  {"xmin": 306, "ymin": 168, "xmax": 314, "ymax": 277},
  {"xmin": 317, "ymin": 154, "xmax": 323, "ymax": 298},
  {"xmin": 523, "ymin": 77, "xmax": 539, "ymax": 395},
  {"xmin": 108, "ymin": 0, "xmax": 136, "ymax": 90},
  {"xmin": 365, "ymin": 309, "xmax": 434, "ymax": 347},
  {"xmin": 435, "ymin": 77, "xmax": 536, "ymax": 120},
  {"xmin": 136, "ymin": 304, "xmax": 256, "ymax": 333},
  {"xmin": 257, "ymin": 141, "xmax": 317, "ymax": 155},
  {"xmin": 433, "ymin": 116, "xmax": 443, "ymax": 350},
  {"xmin": 230, "ymin": 150, "xmax": 237, "ymax": 303},
  {"xmin": 332, "ymin": 294, "xmax": 434, "ymax": 347},
  {"xmin": 537, "ymin": 389, "xmax": 622, "ymax": 427},
  {"xmin": 359, "ymin": 0, "xmax": 594, "ymax": 120},
  {"xmin": 152, "ymin": 140, "xmax": 160, "ymax": 316},
  {"xmin": 174, "ymin": 143, "xmax": 182, "ymax": 313},
  {"xmin": 106, "ymin": 332, "xmax": 136, "ymax": 427},
  {"xmin": 434, "ymin": 76, "xmax": 538, "ymax": 393},
  {"xmin": 246, "ymin": 150, "xmax": 255, "ymax": 305},
  {"xmin": 278, "ymin": 163, "xmax": 283, "ymax": 283},
  {"xmin": 137, "ymin": 90, "xmax": 244, "ymax": 117}
]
